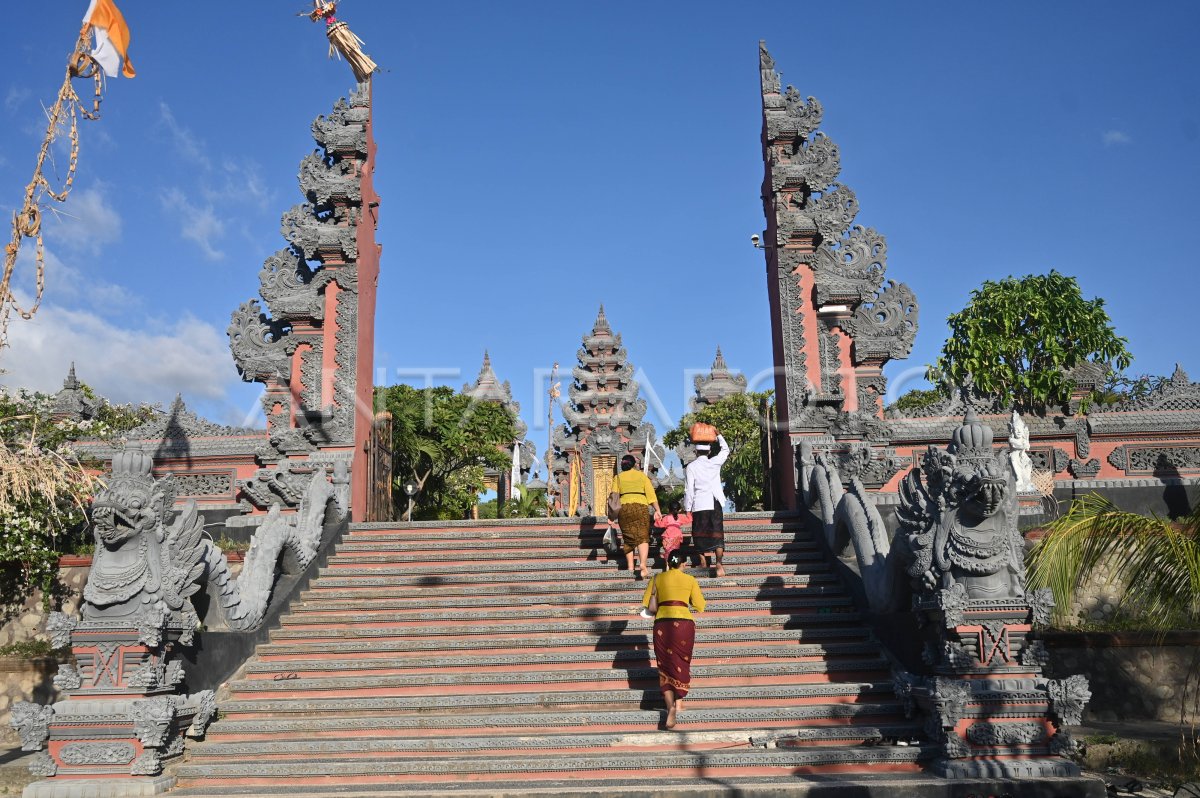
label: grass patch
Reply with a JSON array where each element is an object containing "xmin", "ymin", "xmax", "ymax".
[{"xmin": 0, "ymin": 639, "xmax": 68, "ymax": 659}]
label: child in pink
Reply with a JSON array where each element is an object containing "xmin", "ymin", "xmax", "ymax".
[{"xmin": 654, "ymin": 500, "xmax": 691, "ymax": 567}]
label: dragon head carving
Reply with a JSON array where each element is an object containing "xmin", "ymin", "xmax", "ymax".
[{"xmin": 91, "ymin": 448, "xmax": 174, "ymax": 549}]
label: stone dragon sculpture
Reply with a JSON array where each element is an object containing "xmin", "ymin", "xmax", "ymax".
[
  {"xmin": 798, "ymin": 408, "xmax": 1025, "ymax": 611},
  {"xmin": 85, "ymin": 447, "xmax": 336, "ymax": 635},
  {"xmin": 799, "ymin": 409, "xmax": 1089, "ymax": 776}
]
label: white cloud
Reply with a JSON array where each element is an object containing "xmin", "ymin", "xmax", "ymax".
[
  {"xmin": 161, "ymin": 188, "xmax": 225, "ymax": 261},
  {"xmin": 10, "ymin": 245, "xmax": 137, "ymax": 310},
  {"xmin": 1102, "ymin": 129, "xmax": 1132, "ymax": 146},
  {"xmin": 45, "ymin": 185, "xmax": 122, "ymax": 255},
  {"xmin": 204, "ymin": 160, "xmax": 271, "ymax": 211},
  {"xmin": 4, "ymin": 87, "xmax": 29, "ymax": 114},
  {"xmin": 0, "ymin": 297, "xmax": 239, "ymax": 409},
  {"xmin": 158, "ymin": 102, "xmax": 211, "ymax": 170}
]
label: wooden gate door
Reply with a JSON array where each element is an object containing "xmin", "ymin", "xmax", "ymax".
[{"xmin": 365, "ymin": 411, "xmax": 394, "ymax": 522}]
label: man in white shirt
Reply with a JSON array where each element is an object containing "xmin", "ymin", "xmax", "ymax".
[{"xmin": 684, "ymin": 433, "xmax": 729, "ymax": 577}]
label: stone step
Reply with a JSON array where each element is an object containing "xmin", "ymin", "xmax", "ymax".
[
  {"xmin": 216, "ymin": 682, "xmax": 898, "ymax": 718},
  {"xmin": 291, "ymin": 585, "xmax": 848, "ymax": 613},
  {"xmin": 318, "ymin": 557, "xmax": 833, "ymax": 577},
  {"xmin": 172, "ymin": 745, "xmax": 929, "ymax": 784},
  {"xmin": 328, "ymin": 544, "xmax": 819, "ymax": 561},
  {"xmin": 278, "ymin": 596, "xmax": 856, "ymax": 626},
  {"xmin": 304, "ymin": 570, "xmax": 837, "ymax": 592},
  {"xmin": 243, "ymin": 641, "xmax": 885, "ymax": 674},
  {"xmin": 300, "ymin": 573, "xmax": 841, "ymax": 601},
  {"xmin": 188, "ymin": 724, "xmax": 922, "ymax": 760},
  {"xmin": 346, "ymin": 518, "xmax": 807, "ymax": 536},
  {"xmin": 335, "ymin": 529, "xmax": 817, "ymax": 549},
  {"xmin": 268, "ymin": 612, "xmax": 864, "ymax": 641},
  {"xmin": 254, "ymin": 627, "xmax": 874, "ymax": 658},
  {"xmin": 225, "ymin": 659, "xmax": 890, "ymax": 697},
  {"xmin": 205, "ymin": 703, "xmax": 911, "ymax": 740},
  {"xmin": 326, "ymin": 542, "xmax": 822, "ymax": 565},
  {"xmin": 169, "ymin": 771, "xmax": 1007, "ymax": 798}
]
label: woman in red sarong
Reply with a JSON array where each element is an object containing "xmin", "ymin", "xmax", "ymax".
[{"xmin": 641, "ymin": 550, "xmax": 706, "ymax": 728}]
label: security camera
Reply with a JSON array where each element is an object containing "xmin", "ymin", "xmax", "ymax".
[{"xmin": 750, "ymin": 233, "xmax": 761, "ymax": 247}]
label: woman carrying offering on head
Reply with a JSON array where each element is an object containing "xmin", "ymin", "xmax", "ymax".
[
  {"xmin": 610, "ymin": 453, "xmax": 661, "ymax": 579},
  {"xmin": 642, "ymin": 550, "xmax": 706, "ymax": 729},
  {"xmin": 684, "ymin": 430, "xmax": 730, "ymax": 577}
]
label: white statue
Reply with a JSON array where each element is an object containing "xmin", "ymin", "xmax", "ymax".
[{"xmin": 1008, "ymin": 410, "xmax": 1036, "ymax": 493}]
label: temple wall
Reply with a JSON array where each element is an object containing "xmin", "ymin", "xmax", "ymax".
[{"xmin": 1044, "ymin": 631, "xmax": 1200, "ymax": 723}]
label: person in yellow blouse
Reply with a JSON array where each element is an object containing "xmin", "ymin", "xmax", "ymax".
[
  {"xmin": 641, "ymin": 550, "xmax": 706, "ymax": 729},
  {"xmin": 610, "ymin": 453, "xmax": 661, "ymax": 579}
]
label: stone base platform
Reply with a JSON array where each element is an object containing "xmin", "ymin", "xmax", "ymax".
[
  {"xmin": 23, "ymin": 775, "xmax": 175, "ymax": 798},
  {"xmin": 166, "ymin": 773, "xmax": 1106, "ymax": 798}
]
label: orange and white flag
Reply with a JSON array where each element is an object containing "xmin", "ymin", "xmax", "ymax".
[{"xmin": 82, "ymin": 0, "xmax": 135, "ymax": 78}]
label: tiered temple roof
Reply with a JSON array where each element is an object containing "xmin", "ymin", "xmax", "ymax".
[
  {"xmin": 463, "ymin": 351, "xmax": 535, "ymax": 481},
  {"xmin": 550, "ymin": 306, "xmax": 663, "ymax": 516},
  {"xmin": 692, "ymin": 347, "xmax": 748, "ymax": 410}
]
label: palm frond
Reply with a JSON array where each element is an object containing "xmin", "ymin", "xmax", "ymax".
[{"xmin": 1027, "ymin": 492, "xmax": 1200, "ymax": 629}]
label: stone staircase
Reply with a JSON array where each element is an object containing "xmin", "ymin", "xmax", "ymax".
[{"xmin": 170, "ymin": 513, "xmax": 933, "ymax": 795}]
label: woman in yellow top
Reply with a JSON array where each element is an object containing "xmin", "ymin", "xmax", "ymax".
[
  {"xmin": 642, "ymin": 550, "xmax": 706, "ymax": 729},
  {"xmin": 610, "ymin": 453, "xmax": 661, "ymax": 579}
]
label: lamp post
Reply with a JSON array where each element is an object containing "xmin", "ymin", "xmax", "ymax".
[{"xmin": 401, "ymin": 479, "xmax": 419, "ymax": 523}]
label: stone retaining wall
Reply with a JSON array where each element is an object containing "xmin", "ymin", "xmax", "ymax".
[
  {"xmin": 0, "ymin": 561, "xmax": 87, "ymax": 650},
  {"xmin": 1044, "ymin": 631, "xmax": 1200, "ymax": 724}
]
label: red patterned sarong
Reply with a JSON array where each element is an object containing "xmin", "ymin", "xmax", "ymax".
[{"xmin": 653, "ymin": 615, "xmax": 695, "ymax": 698}]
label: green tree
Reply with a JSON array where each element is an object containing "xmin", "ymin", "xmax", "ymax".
[
  {"xmin": 663, "ymin": 391, "xmax": 772, "ymax": 511},
  {"xmin": 930, "ymin": 271, "xmax": 1132, "ymax": 411},
  {"xmin": 1027, "ymin": 494, "xmax": 1200, "ymax": 630},
  {"xmin": 376, "ymin": 384, "xmax": 518, "ymax": 521},
  {"xmin": 507, "ymin": 486, "xmax": 548, "ymax": 519},
  {"xmin": 885, "ymin": 387, "xmax": 947, "ymax": 415}
]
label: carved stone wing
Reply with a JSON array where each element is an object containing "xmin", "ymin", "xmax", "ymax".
[
  {"xmin": 895, "ymin": 466, "xmax": 936, "ymax": 581},
  {"xmin": 164, "ymin": 501, "xmax": 207, "ymax": 606}
]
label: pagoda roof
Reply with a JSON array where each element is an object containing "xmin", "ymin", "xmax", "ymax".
[{"xmin": 692, "ymin": 346, "xmax": 748, "ymax": 409}]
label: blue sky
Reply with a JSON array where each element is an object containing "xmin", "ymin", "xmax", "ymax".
[{"xmin": 2, "ymin": 2, "xmax": 1198, "ymax": 452}]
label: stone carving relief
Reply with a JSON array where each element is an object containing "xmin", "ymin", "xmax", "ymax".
[
  {"xmin": 1074, "ymin": 424, "xmax": 1091, "ymax": 459},
  {"xmin": 167, "ymin": 472, "xmax": 234, "ymax": 498},
  {"xmin": 1046, "ymin": 675, "xmax": 1092, "ymax": 727},
  {"xmin": 856, "ymin": 375, "xmax": 887, "ymax": 418},
  {"xmin": 312, "ymin": 98, "xmax": 368, "ymax": 154},
  {"xmin": 1029, "ymin": 447, "xmax": 1070, "ymax": 474},
  {"xmin": 58, "ymin": 743, "xmax": 136, "ymax": 766},
  {"xmin": 280, "ymin": 203, "xmax": 358, "ymax": 261},
  {"xmin": 299, "ymin": 151, "xmax": 360, "ymax": 207},
  {"xmin": 228, "ymin": 300, "xmax": 295, "ymax": 383},
  {"xmin": 812, "ymin": 226, "xmax": 886, "ymax": 306},
  {"xmin": 965, "ymin": 722, "xmax": 1046, "ymax": 746},
  {"xmin": 818, "ymin": 325, "xmax": 844, "ymax": 398},
  {"xmin": 842, "ymin": 280, "xmax": 919, "ymax": 363},
  {"xmin": 773, "ymin": 132, "xmax": 841, "ymax": 196},
  {"xmin": 10, "ymin": 702, "xmax": 53, "ymax": 751},
  {"xmin": 1130, "ymin": 446, "xmax": 1200, "ymax": 473},
  {"xmin": 806, "ymin": 184, "xmax": 859, "ymax": 244},
  {"xmin": 758, "ymin": 42, "xmax": 780, "ymax": 94},
  {"xmin": 258, "ymin": 248, "xmax": 320, "ymax": 322}
]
